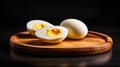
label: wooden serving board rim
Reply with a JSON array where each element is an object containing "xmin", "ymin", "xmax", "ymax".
[
  {"xmin": 10, "ymin": 31, "xmax": 113, "ymax": 55},
  {"xmin": 10, "ymin": 31, "xmax": 113, "ymax": 48}
]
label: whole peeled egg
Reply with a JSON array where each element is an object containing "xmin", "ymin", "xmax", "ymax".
[
  {"xmin": 60, "ymin": 18, "xmax": 88, "ymax": 39},
  {"xmin": 35, "ymin": 26, "xmax": 68, "ymax": 43},
  {"xmin": 27, "ymin": 20, "xmax": 53, "ymax": 36}
]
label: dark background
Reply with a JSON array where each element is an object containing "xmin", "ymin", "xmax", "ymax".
[
  {"xmin": 0, "ymin": 0, "xmax": 120, "ymax": 25},
  {"xmin": 0, "ymin": 0, "xmax": 120, "ymax": 18},
  {"xmin": 0, "ymin": 0, "xmax": 120, "ymax": 67}
]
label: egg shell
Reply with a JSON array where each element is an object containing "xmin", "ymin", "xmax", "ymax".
[
  {"xmin": 60, "ymin": 18, "xmax": 88, "ymax": 39},
  {"xmin": 27, "ymin": 20, "xmax": 53, "ymax": 36},
  {"xmin": 35, "ymin": 26, "xmax": 68, "ymax": 43}
]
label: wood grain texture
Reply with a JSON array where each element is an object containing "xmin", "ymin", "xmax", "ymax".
[{"xmin": 10, "ymin": 31, "xmax": 113, "ymax": 56}]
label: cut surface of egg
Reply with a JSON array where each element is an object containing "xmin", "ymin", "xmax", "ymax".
[
  {"xmin": 60, "ymin": 18, "xmax": 88, "ymax": 39},
  {"xmin": 27, "ymin": 20, "xmax": 53, "ymax": 36},
  {"xmin": 35, "ymin": 26, "xmax": 68, "ymax": 43}
]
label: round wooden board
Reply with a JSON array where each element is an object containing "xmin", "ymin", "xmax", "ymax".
[{"xmin": 10, "ymin": 31, "xmax": 113, "ymax": 56}]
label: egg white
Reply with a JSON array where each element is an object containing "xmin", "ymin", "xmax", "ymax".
[
  {"xmin": 27, "ymin": 20, "xmax": 53, "ymax": 36},
  {"xmin": 60, "ymin": 18, "xmax": 88, "ymax": 39},
  {"xmin": 35, "ymin": 26, "xmax": 68, "ymax": 43}
]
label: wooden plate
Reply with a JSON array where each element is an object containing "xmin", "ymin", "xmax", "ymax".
[{"xmin": 10, "ymin": 31, "xmax": 113, "ymax": 56}]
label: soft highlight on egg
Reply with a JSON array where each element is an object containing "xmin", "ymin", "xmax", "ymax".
[
  {"xmin": 35, "ymin": 26, "xmax": 68, "ymax": 43},
  {"xmin": 60, "ymin": 18, "xmax": 88, "ymax": 39},
  {"xmin": 27, "ymin": 20, "xmax": 53, "ymax": 36}
]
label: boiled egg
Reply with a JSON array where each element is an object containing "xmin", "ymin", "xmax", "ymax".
[
  {"xmin": 35, "ymin": 26, "xmax": 68, "ymax": 43},
  {"xmin": 27, "ymin": 20, "xmax": 53, "ymax": 36},
  {"xmin": 60, "ymin": 18, "xmax": 88, "ymax": 39}
]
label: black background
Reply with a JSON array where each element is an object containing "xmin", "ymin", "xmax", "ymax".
[
  {"xmin": 0, "ymin": 0, "xmax": 120, "ymax": 18},
  {"xmin": 0, "ymin": 0, "xmax": 120, "ymax": 26},
  {"xmin": 0, "ymin": 0, "xmax": 120, "ymax": 67},
  {"xmin": 0, "ymin": 0, "xmax": 120, "ymax": 25}
]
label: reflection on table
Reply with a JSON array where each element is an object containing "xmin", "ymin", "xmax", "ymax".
[{"xmin": 10, "ymin": 50, "xmax": 112, "ymax": 67}]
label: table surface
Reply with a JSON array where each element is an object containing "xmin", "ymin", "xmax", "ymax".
[{"xmin": 0, "ymin": 18, "xmax": 120, "ymax": 67}]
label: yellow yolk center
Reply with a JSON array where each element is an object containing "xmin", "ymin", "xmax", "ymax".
[
  {"xmin": 46, "ymin": 28, "xmax": 62, "ymax": 38},
  {"xmin": 33, "ymin": 23, "xmax": 46, "ymax": 30}
]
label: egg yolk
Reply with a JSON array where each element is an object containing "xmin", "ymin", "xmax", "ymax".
[
  {"xmin": 46, "ymin": 28, "xmax": 62, "ymax": 38},
  {"xmin": 33, "ymin": 23, "xmax": 46, "ymax": 30}
]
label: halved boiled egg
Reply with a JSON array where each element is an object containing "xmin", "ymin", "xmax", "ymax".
[
  {"xmin": 35, "ymin": 26, "xmax": 68, "ymax": 43},
  {"xmin": 27, "ymin": 20, "xmax": 53, "ymax": 36},
  {"xmin": 60, "ymin": 18, "xmax": 88, "ymax": 39}
]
